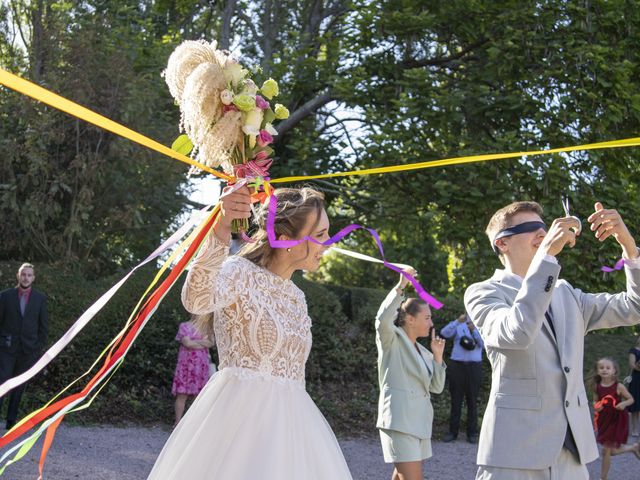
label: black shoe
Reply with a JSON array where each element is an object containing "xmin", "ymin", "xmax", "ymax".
[
  {"xmin": 467, "ymin": 433, "xmax": 479, "ymax": 444},
  {"xmin": 442, "ymin": 432, "xmax": 457, "ymax": 442}
]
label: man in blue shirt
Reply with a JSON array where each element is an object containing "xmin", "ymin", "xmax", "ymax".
[{"xmin": 440, "ymin": 313, "xmax": 484, "ymax": 443}]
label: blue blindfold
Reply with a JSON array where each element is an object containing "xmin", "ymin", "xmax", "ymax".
[{"xmin": 493, "ymin": 221, "xmax": 547, "ymax": 254}]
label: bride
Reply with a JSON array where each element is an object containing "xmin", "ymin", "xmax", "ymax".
[{"xmin": 147, "ymin": 184, "xmax": 353, "ymax": 479}]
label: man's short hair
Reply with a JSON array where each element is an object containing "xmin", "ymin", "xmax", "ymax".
[
  {"xmin": 485, "ymin": 201, "xmax": 544, "ymax": 256},
  {"xmin": 18, "ymin": 263, "xmax": 35, "ymax": 274}
]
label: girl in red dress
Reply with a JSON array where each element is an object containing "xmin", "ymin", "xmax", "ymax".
[{"xmin": 591, "ymin": 357, "xmax": 640, "ymax": 480}]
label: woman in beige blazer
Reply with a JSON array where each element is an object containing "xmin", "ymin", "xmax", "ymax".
[{"xmin": 376, "ymin": 268, "xmax": 446, "ymax": 480}]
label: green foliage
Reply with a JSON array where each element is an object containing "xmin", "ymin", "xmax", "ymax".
[
  {"xmin": 312, "ymin": 0, "xmax": 640, "ymax": 297},
  {"xmin": 6, "ymin": 259, "xmax": 639, "ymax": 436},
  {"xmin": 2, "ymin": 0, "xmax": 640, "ymax": 435},
  {"xmin": 0, "ymin": 1, "xmax": 188, "ymax": 275},
  {"xmin": 0, "ymin": 261, "xmax": 187, "ymax": 424}
]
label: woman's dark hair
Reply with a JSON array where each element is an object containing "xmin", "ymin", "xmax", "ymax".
[
  {"xmin": 237, "ymin": 187, "xmax": 325, "ymax": 267},
  {"xmin": 394, "ymin": 297, "xmax": 427, "ymax": 327}
]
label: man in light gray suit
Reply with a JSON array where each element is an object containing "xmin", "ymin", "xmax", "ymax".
[{"xmin": 465, "ymin": 200, "xmax": 640, "ymax": 479}]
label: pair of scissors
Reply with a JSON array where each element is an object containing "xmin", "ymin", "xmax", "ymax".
[{"xmin": 561, "ymin": 196, "xmax": 582, "ymax": 235}]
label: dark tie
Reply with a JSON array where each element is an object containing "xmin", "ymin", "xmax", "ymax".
[{"xmin": 544, "ymin": 310, "xmax": 556, "ymax": 338}]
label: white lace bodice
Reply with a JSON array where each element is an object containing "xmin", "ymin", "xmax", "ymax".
[{"xmin": 182, "ymin": 233, "xmax": 312, "ymax": 386}]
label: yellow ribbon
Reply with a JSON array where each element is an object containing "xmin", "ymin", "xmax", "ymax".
[
  {"xmin": 2, "ymin": 67, "xmax": 639, "ymax": 185},
  {"xmin": 0, "ymin": 69, "xmax": 231, "ymax": 182},
  {"xmin": 269, "ymin": 136, "xmax": 640, "ymax": 183}
]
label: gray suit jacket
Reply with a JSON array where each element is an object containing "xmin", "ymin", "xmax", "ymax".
[
  {"xmin": 464, "ymin": 255, "xmax": 640, "ymax": 470},
  {"xmin": 376, "ymin": 289, "xmax": 446, "ymax": 439}
]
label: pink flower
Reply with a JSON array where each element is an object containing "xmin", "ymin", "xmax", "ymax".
[
  {"xmin": 223, "ymin": 104, "xmax": 239, "ymax": 113},
  {"xmin": 255, "ymin": 95, "xmax": 270, "ymax": 110},
  {"xmin": 253, "ymin": 150, "xmax": 270, "ymax": 162},
  {"xmin": 257, "ymin": 129, "xmax": 273, "ymax": 147}
]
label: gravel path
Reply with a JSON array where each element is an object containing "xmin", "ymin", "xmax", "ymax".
[{"xmin": 3, "ymin": 425, "xmax": 639, "ymax": 479}]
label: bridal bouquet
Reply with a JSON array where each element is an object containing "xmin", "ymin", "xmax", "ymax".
[{"xmin": 164, "ymin": 40, "xmax": 289, "ymax": 234}]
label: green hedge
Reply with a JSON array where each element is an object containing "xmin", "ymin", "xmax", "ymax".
[
  {"xmin": 2, "ymin": 262, "xmax": 638, "ymax": 437},
  {"xmin": 0, "ymin": 261, "xmax": 186, "ymax": 424}
]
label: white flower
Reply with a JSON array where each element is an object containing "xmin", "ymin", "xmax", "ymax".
[
  {"xmin": 243, "ymin": 79, "xmax": 259, "ymax": 95},
  {"xmin": 220, "ymin": 89, "xmax": 234, "ymax": 105},
  {"xmin": 223, "ymin": 63, "xmax": 247, "ymax": 85},
  {"xmin": 243, "ymin": 108, "xmax": 264, "ymax": 133},
  {"xmin": 264, "ymin": 122, "xmax": 278, "ymax": 136},
  {"xmin": 243, "ymin": 108, "xmax": 264, "ymax": 148}
]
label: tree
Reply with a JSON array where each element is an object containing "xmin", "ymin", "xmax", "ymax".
[
  {"xmin": 0, "ymin": 1, "xmax": 188, "ymax": 274},
  {"xmin": 312, "ymin": 0, "xmax": 640, "ymax": 295}
]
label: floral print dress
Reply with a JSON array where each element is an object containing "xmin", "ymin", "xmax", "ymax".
[{"xmin": 171, "ymin": 321, "xmax": 211, "ymax": 396}]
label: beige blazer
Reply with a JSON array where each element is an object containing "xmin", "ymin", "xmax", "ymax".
[
  {"xmin": 465, "ymin": 256, "xmax": 640, "ymax": 470},
  {"xmin": 375, "ymin": 289, "xmax": 446, "ymax": 439}
]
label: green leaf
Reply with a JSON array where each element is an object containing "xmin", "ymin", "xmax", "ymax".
[
  {"xmin": 171, "ymin": 134, "xmax": 193, "ymax": 156},
  {"xmin": 263, "ymin": 108, "xmax": 276, "ymax": 125}
]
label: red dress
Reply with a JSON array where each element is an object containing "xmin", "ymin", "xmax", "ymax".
[{"xmin": 594, "ymin": 382, "xmax": 629, "ymax": 448}]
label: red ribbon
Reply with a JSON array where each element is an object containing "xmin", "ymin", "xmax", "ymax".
[{"xmin": 0, "ymin": 209, "xmax": 220, "ymax": 467}]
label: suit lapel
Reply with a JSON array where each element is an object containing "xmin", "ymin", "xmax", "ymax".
[
  {"xmin": 12, "ymin": 288, "xmax": 23, "ymax": 319},
  {"xmin": 549, "ymin": 292, "xmax": 566, "ymax": 360},
  {"xmin": 496, "ymin": 269, "xmax": 563, "ymax": 354},
  {"xmin": 398, "ymin": 327, "xmax": 431, "ymax": 383},
  {"xmin": 416, "ymin": 344, "xmax": 432, "ymax": 376},
  {"xmin": 23, "ymin": 291, "xmax": 36, "ymax": 319}
]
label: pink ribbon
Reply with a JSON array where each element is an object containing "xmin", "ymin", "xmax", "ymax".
[
  {"xmin": 265, "ymin": 194, "xmax": 443, "ymax": 309},
  {"xmin": 601, "ymin": 258, "xmax": 625, "ymax": 272},
  {"xmin": 233, "ymin": 157, "xmax": 273, "ymax": 179}
]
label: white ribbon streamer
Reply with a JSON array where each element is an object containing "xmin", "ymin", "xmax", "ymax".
[
  {"xmin": 329, "ymin": 246, "xmax": 413, "ymax": 270},
  {"xmin": 0, "ymin": 205, "xmax": 212, "ymax": 398}
]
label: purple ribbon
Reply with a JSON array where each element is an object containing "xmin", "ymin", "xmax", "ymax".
[
  {"xmin": 266, "ymin": 194, "xmax": 443, "ymax": 309},
  {"xmin": 601, "ymin": 258, "xmax": 625, "ymax": 273}
]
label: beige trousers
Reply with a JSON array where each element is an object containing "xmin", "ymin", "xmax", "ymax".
[{"xmin": 476, "ymin": 448, "xmax": 589, "ymax": 480}]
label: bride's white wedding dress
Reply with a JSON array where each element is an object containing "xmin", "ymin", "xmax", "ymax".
[{"xmin": 147, "ymin": 234, "xmax": 353, "ymax": 479}]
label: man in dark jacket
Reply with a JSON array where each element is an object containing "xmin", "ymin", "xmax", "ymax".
[{"xmin": 0, "ymin": 263, "xmax": 48, "ymax": 429}]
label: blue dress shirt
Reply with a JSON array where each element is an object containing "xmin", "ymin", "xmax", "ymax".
[{"xmin": 440, "ymin": 319, "xmax": 484, "ymax": 362}]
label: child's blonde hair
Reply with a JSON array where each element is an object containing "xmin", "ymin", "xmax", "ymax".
[{"xmin": 588, "ymin": 357, "xmax": 620, "ymax": 392}]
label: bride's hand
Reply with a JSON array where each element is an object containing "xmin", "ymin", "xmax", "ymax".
[{"xmin": 215, "ymin": 186, "xmax": 252, "ymax": 242}]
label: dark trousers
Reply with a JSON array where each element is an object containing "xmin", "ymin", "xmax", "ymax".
[
  {"xmin": 0, "ymin": 348, "xmax": 39, "ymax": 427},
  {"xmin": 447, "ymin": 359, "xmax": 483, "ymax": 436}
]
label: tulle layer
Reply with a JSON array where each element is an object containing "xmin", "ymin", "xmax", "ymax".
[{"xmin": 148, "ymin": 367, "xmax": 353, "ymax": 479}]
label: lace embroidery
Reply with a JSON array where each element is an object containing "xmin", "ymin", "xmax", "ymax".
[{"xmin": 182, "ymin": 234, "xmax": 312, "ymax": 385}]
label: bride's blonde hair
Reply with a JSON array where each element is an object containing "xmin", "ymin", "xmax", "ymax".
[
  {"xmin": 238, "ymin": 187, "xmax": 326, "ymax": 267},
  {"xmin": 163, "ymin": 40, "xmax": 242, "ymax": 173},
  {"xmin": 194, "ymin": 187, "xmax": 325, "ymax": 337}
]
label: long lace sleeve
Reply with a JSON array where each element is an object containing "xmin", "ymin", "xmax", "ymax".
[{"xmin": 181, "ymin": 232, "xmax": 235, "ymax": 315}]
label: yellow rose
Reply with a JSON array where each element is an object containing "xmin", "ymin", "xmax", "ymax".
[
  {"xmin": 274, "ymin": 103, "xmax": 289, "ymax": 120},
  {"xmin": 233, "ymin": 94, "xmax": 256, "ymax": 112},
  {"xmin": 260, "ymin": 78, "xmax": 279, "ymax": 100}
]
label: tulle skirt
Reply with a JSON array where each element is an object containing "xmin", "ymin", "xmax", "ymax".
[{"xmin": 148, "ymin": 367, "xmax": 353, "ymax": 479}]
